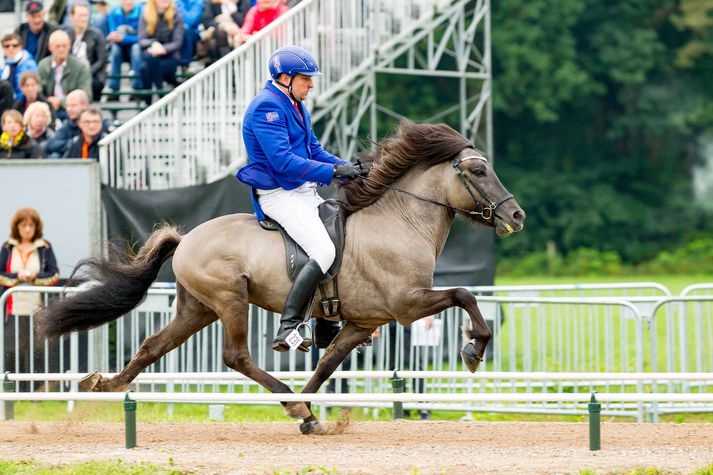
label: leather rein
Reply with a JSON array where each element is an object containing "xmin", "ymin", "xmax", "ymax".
[{"xmin": 359, "ymin": 154, "xmax": 514, "ymax": 223}]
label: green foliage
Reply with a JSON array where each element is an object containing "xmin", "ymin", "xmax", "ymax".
[{"xmin": 638, "ymin": 236, "xmax": 713, "ymax": 273}]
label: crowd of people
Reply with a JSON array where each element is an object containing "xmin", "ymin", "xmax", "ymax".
[{"xmin": 0, "ymin": 0, "xmax": 296, "ymax": 158}]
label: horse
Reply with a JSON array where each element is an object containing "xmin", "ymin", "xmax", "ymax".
[{"xmin": 37, "ymin": 121, "xmax": 525, "ymax": 434}]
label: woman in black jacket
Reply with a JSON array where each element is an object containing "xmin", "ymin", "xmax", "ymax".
[{"xmin": 0, "ymin": 109, "xmax": 40, "ymax": 158}]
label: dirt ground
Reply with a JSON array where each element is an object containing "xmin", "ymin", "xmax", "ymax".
[{"xmin": 0, "ymin": 420, "xmax": 712, "ymax": 474}]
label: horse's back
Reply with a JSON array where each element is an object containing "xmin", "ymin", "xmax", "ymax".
[{"xmin": 172, "ymin": 213, "xmax": 291, "ymax": 311}]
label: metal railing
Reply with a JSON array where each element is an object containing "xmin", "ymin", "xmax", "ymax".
[
  {"xmin": 4, "ymin": 282, "xmax": 712, "ymax": 421},
  {"xmin": 98, "ymin": 0, "xmax": 464, "ymax": 190}
]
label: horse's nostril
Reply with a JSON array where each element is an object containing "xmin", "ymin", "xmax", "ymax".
[{"xmin": 513, "ymin": 210, "xmax": 523, "ymax": 221}]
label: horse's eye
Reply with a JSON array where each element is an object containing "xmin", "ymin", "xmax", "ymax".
[{"xmin": 473, "ymin": 168, "xmax": 486, "ymax": 177}]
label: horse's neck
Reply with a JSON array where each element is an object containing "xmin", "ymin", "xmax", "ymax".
[{"xmin": 351, "ymin": 166, "xmax": 455, "ymax": 259}]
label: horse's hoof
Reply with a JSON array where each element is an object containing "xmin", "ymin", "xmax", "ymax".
[
  {"xmin": 79, "ymin": 371, "xmax": 101, "ymax": 391},
  {"xmin": 460, "ymin": 343, "xmax": 482, "ymax": 373},
  {"xmin": 283, "ymin": 401, "xmax": 311, "ymax": 419},
  {"xmin": 300, "ymin": 420, "xmax": 326, "ymax": 435}
]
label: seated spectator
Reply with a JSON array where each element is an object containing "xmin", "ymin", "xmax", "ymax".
[
  {"xmin": 198, "ymin": 0, "xmax": 250, "ymax": 65},
  {"xmin": 91, "ymin": 0, "xmax": 111, "ymax": 37},
  {"xmin": 64, "ymin": 2, "xmax": 107, "ymax": 101},
  {"xmin": 49, "ymin": 0, "xmax": 87, "ymax": 27},
  {"xmin": 107, "ymin": 0, "xmax": 143, "ymax": 92},
  {"xmin": 24, "ymin": 101, "xmax": 55, "ymax": 157},
  {"xmin": 138, "ymin": 0, "xmax": 184, "ymax": 101},
  {"xmin": 0, "ymin": 33, "xmax": 39, "ymax": 100},
  {"xmin": 45, "ymin": 89, "xmax": 111, "ymax": 157},
  {"xmin": 176, "ymin": 0, "xmax": 203, "ymax": 68},
  {"xmin": 13, "ymin": 71, "xmax": 56, "ymax": 127},
  {"xmin": 0, "ymin": 80, "xmax": 14, "ymax": 119},
  {"xmin": 16, "ymin": 1, "xmax": 59, "ymax": 63},
  {"xmin": 38, "ymin": 30, "xmax": 91, "ymax": 122},
  {"xmin": 0, "ymin": 109, "xmax": 40, "ymax": 158},
  {"xmin": 63, "ymin": 106, "xmax": 105, "ymax": 159},
  {"xmin": 1, "ymin": 207, "xmax": 60, "ymax": 383},
  {"xmin": 237, "ymin": 0, "xmax": 288, "ymax": 45}
]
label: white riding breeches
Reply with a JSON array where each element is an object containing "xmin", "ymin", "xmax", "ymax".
[{"xmin": 257, "ymin": 183, "xmax": 336, "ymax": 274}]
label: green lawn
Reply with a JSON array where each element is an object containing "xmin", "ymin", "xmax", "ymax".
[{"xmin": 496, "ymin": 274, "xmax": 713, "ymax": 295}]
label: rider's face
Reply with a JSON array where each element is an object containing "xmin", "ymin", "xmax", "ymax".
[{"xmin": 289, "ymin": 74, "xmax": 314, "ymax": 102}]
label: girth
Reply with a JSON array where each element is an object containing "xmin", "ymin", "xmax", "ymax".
[{"xmin": 259, "ymin": 199, "xmax": 345, "ymax": 317}]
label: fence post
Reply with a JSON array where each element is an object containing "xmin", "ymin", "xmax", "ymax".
[
  {"xmin": 391, "ymin": 371, "xmax": 404, "ymax": 419},
  {"xmin": 124, "ymin": 392, "xmax": 137, "ymax": 449},
  {"xmin": 2, "ymin": 372, "xmax": 14, "ymax": 421},
  {"xmin": 588, "ymin": 393, "xmax": 601, "ymax": 451}
]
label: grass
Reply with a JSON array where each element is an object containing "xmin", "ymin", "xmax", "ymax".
[
  {"xmin": 0, "ymin": 460, "xmax": 187, "ymax": 474},
  {"xmin": 579, "ymin": 466, "xmax": 713, "ymax": 475}
]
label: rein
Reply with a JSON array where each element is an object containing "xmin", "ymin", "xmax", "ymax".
[{"xmin": 357, "ymin": 155, "xmax": 514, "ymax": 222}]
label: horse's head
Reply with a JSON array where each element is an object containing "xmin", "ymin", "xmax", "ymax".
[{"xmin": 445, "ymin": 148, "xmax": 525, "ymax": 236}]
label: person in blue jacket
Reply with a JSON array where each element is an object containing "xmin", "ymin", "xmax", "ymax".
[
  {"xmin": 107, "ymin": 0, "xmax": 144, "ymax": 92},
  {"xmin": 236, "ymin": 45, "xmax": 366, "ymax": 352}
]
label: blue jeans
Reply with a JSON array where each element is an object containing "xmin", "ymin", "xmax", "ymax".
[
  {"xmin": 179, "ymin": 27, "xmax": 200, "ymax": 66},
  {"xmin": 109, "ymin": 43, "xmax": 143, "ymax": 91}
]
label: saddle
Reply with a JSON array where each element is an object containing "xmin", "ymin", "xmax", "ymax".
[{"xmin": 259, "ymin": 199, "xmax": 344, "ymax": 317}]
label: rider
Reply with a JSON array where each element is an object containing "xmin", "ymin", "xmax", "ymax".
[{"xmin": 236, "ymin": 45, "xmax": 365, "ymax": 352}]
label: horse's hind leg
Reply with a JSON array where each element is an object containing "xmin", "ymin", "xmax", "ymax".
[
  {"xmin": 218, "ymin": 276, "xmax": 313, "ymax": 421},
  {"xmin": 82, "ymin": 282, "xmax": 218, "ymax": 392}
]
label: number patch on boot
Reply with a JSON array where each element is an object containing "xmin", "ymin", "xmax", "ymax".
[{"xmin": 286, "ymin": 329, "xmax": 305, "ymax": 351}]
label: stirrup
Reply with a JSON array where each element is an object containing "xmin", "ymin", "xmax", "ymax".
[{"xmin": 272, "ymin": 322, "xmax": 312, "ymax": 352}]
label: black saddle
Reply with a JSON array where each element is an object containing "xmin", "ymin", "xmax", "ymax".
[{"xmin": 259, "ymin": 199, "xmax": 345, "ymax": 316}]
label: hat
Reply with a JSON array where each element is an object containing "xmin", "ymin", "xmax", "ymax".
[{"xmin": 25, "ymin": 1, "xmax": 43, "ymax": 13}]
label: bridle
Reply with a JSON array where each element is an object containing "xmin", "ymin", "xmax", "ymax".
[{"xmin": 358, "ymin": 153, "xmax": 514, "ymax": 224}]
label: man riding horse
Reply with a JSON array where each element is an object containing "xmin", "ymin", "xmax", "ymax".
[{"xmin": 236, "ymin": 45, "xmax": 367, "ymax": 352}]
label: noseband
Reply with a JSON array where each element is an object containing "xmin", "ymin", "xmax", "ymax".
[
  {"xmin": 451, "ymin": 155, "xmax": 514, "ymax": 222},
  {"xmin": 359, "ymin": 154, "xmax": 514, "ymax": 224}
]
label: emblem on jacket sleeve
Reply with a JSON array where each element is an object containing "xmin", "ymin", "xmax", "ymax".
[{"xmin": 266, "ymin": 112, "xmax": 280, "ymax": 122}]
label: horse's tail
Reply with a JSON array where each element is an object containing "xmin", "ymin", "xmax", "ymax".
[{"xmin": 37, "ymin": 224, "xmax": 183, "ymax": 340}]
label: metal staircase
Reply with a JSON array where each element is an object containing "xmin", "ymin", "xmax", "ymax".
[{"xmin": 99, "ymin": 0, "xmax": 491, "ymax": 190}]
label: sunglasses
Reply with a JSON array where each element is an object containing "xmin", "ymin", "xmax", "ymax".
[{"xmin": 2, "ymin": 43, "xmax": 20, "ymax": 48}]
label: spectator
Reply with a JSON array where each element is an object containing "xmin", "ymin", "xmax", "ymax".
[
  {"xmin": 0, "ymin": 33, "xmax": 39, "ymax": 100},
  {"xmin": 49, "ymin": 0, "xmax": 88, "ymax": 27},
  {"xmin": 16, "ymin": 1, "xmax": 59, "ymax": 63},
  {"xmin": 38, "ymin": 30, "xmax": 91, "ymax": 121},
  {"xmin": 236, "ymin": 0, "xmax": 288, "ymax": 45},
  {"xmin": 13, "ymin": 71, "xmax": 56, "ymax": 127},
  {"xmin": 107, "ymin": 0, "xmax": 143, "ymax": 92},
  {"xmin": 198, "ymin": 0, "xmax": 250, "ymax": 65},
  {"xmin": 1, "ymin": 208, "xmax": 60, "ymax": 382},
  {"xmin": 91, "ymin": 0, "xmax": 111, "ymax": 37},
  {"xmin": 0, "ymin": 80, "xmax": 14, "ymax": 118},
  {"xmin": 24, "ymin": 101, "xmax": 55, "ymax": 157},
  {"xmin": 0, "ymin": 109, "xmax": 40, "ymax": 158},
  {"xmin": 175, "ymin": 0, "xmax": 203, "ymax": 68},
  {"xmin": 138, "ymin": 0, "xmax": 184, "ymax": 101},
  {"xmin": 64, "ymin": 2, "xmax": 108, "ymax": 101},
  {"xmin": 45, "ymin": 89, "xmax": 111, "ymax": 157},
  {"xmin": 63, "ymin": 106, "xmax": 105, "ymax": 159}
]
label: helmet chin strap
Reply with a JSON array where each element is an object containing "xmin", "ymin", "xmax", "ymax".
[{"xmin": 275, "ymin": 75, "xmax": 299, "ymax": 103}]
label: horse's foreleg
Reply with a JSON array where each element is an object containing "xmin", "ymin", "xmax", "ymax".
[
  {"xmin": 82, "ymin": 283, "xmax": 218, "ymax": 392},
  {"xmin": 217, "ymin": 278, "xmax": 312, "ymax": 421},
  {"xmin": 405, "ymin": 288, "xmax": 491, "ymax": 373},
  {"xmin": 298, "ymin": 322, "xmax": 375, "ymax": 434}
]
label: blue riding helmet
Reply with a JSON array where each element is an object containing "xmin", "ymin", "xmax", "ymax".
[{"xmin": 268, "ymin": 45, "xmax": 321, "ymax": 79}]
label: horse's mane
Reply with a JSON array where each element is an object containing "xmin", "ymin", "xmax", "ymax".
[{"xmin": 338, "ymin": 120, "xmax": 473, "ymax": 215}]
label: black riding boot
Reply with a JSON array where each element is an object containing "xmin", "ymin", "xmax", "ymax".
[{"xmin": 272, "ymin": 259, "xmax": 324, "ymax": 352}]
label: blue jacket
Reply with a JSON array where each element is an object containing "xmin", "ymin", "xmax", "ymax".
[
  {"xmin": 237, "ymin": 81, "xmax": 345, "ymax": 220},
  {"xmin": 1, "ymin": 50, "xmax": 38, "ymax": 101},
  {"xmin": 108, "ymin": 4, "xmax": 143, "ymax": 46}
]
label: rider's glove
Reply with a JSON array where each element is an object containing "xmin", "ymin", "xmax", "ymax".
[{"xmin": 333, "ymin": 162, "xmax": 362, "ymax": 180}]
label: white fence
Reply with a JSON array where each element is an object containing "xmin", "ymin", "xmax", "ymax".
[
  {"xmin": 98, "ymin": 0, "xmax": 460, "ymax": 190},
  {"xmin": 2, "ymin": 283, "xmax": 712, "ymax": 421}
]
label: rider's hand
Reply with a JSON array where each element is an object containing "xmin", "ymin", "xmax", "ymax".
[{"xmin": 333, "ymin": 162, "xmax": 362, "ymax": 180}]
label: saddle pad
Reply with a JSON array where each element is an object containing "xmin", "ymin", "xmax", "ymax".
[{"xmin": 259, "ymin": 199, "xmax": 345, "ymax": 284}]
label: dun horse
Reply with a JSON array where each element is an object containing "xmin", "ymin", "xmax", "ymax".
[{"xmin": 38, "ymin": 121, "xmax": 525, "ymax": 434}]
